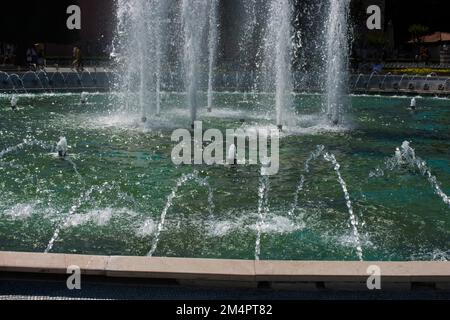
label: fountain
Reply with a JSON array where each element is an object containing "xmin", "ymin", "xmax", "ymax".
[
  {"xmin": 288, "ymin": 145, "xmax": 325, "ymax": 216},
  {"xmin": 239, "ymin": 0, "xmax": 259, "ymax": 94},
  {"xmin": 10, "ymin": 96, "xmax": 18, "ymax": 110},
  {"xmin": 2, "ymin": 1, "xmax": 449, "ymax": 264},
  {"xmin": 56, "ymin": 137, "xmax": 68, "ymax": 158},
  {"xmin": 181, "ymin": 0, "xmax": 210, "ymax": 127},
  {"xmin": 386, "ymin": 141, "xmax": 450, "ymax": 208},
  {"xmin": 262, "ymin": 0, "xmax": 294, "ymax": 130},
  {"xmin": 45, "ymin": 183, "xmax": 137, "ymax": 253},
  {"xmin": 0, "ymin": 139, "xmax": 54, "ymax": 160},
  {"xmin": 206, "ymin": 0, "xmax": 219, "ymax": 112},
  {"xmin": 114, "ymin": 0, "xmax": 219, "ymax": 126},
  {"xmin": 81, "ymin": 92, "xmax": 88, "ymax": 104},
  {"xmin": 324, "ymin": 152, "xmax": 363, "ymax": 261},
  {"xmin": 113, "ymin": 0, "xmax": 170, "ymax": 120},
  {"xmin": 111, "ymin": 0, "xmax": 355, "ymax": 131},
  {"xmin": 324, "ymin": 0, "xmax": 351, "ymax": 125},
  {"xmin": 148, "ymin": 171, "xmax": 214, "ymax": 257},
  {"xmin": 255, "ymin": 173, "xmax": 270, "ymax": 260}
]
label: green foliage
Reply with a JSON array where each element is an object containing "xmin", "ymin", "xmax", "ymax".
[
  {"xmin": 408, "ymin": 24, "xmax": 430, "ymax": 44},
  {"xmin": 367, "ymin": 31, "xmax": 388, "ymax": 47}
]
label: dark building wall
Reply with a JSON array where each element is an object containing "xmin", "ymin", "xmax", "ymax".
[
  {"xmin": 2, "ymin": 0, "xmax": 450, "ymax": 65},
  {"xmin": 46, "ymin": 0, "xmax": 115, "ymax": 57},
  {"xmin": 78, "ymin": 0, "xmax": 115, "ymax": 56}
]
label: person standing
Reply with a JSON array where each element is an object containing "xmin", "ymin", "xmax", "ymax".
[{"xmin": 72, "ymin": 46, "xmax": 83, "ymax": 72}]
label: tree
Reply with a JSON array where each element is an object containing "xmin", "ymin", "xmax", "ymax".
[{"xmin": 408, "ymin": 24, "xmax": 430, "ymax": 45}]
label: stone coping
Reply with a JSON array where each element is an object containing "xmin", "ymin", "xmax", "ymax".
[{"xmin": 0, "ymin": 252, "xmax": 449, "ymax": 285}]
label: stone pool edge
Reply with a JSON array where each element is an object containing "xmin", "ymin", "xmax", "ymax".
[{"xmin": 0, "ymin": 251, "xmax": 449, "ymax": 291}]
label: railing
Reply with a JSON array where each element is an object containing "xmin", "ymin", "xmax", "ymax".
[
  {"xmin": 2, "ymin": 70, "xmax": 450, "ymax": 96},
  {"xmin": 0, "ymin": 69, "xmax": 112, "ymax": 93}
]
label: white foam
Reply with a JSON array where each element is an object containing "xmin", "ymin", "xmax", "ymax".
[
  {"xmin": 4, "ymin": 203, "xmax": 36, "ymax": 220},
  {"xmin": 136, "ymin": 218, "xmax": 157, "ymax": 237},
  {"xmin": 63, "ymin": 208, "xmax": 114, "ymax": 228},
  {"xmin": 208, "ymin": 212, "xmax": 305, "ymax": 237}
]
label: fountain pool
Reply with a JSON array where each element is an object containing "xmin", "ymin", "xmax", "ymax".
[{"xmin": 0, "ymin": 92, "xmax": 449, "ymax": 261}]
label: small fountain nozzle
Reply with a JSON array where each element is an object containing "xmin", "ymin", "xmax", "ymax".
[
  {"xmin": 56, "ymin": 137, "xmax": 68, "ymax": 159},
  {"xmin": 80, "ymin": 92, "xmax": 88, "ymax": 104},
  {"xmin": 10, "ymin": 96, "xmax": 18, "ymax": 110}
]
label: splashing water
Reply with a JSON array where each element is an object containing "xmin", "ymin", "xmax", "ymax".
[
  {"xmin": 263, "ymin": 0, "xmax": 294, "ymax": 128},
  {"xmin": 45, "ymin": 183, "xmax": 137, "ymax": 253},
  {"xmin": 386, "ymin": 141, "xmax": 450, "ymax": 208},
  {"xmin": 206, "ymin": 0, "xmax": 219, "ymax": 112},
  {"xmin": 0, "ymin": 139, "xmax": 54, "ymax": 159},
  {"xmin": 181, "ymin": 0, "xmax": 209, "ymax": 125},
  {"xmin": 255, "ymin": 174, "xmax": 270, "ymax": 260},
  {"xmin": 66, "ymin": 158, "xmax": 84, "ymax": 185},
  {"xmin": 0, "ymin": 137, "xmax": 84, "ymax": 184},
  {"xmin": 288, "ymin": 145, "xmax": 325, "ymax": 216},
  {"xmin": 325, "ymin": 0, "xmax": 351, "ymax": 125},
  {"xmin": 113, "ymin": 0, "xmax": 169, "ymax": 118},
  {"xmin": 324, "ymin": 152, "xmax": 363, "ymax": 261},
  {"xmin": 148, "ymin": 171, "xmax": 214, "ymax": 257},
  {"xmin": 45, "ymin": 186, "xmax": 97, "ymax": 253}
]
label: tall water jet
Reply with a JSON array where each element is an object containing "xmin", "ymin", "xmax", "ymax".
[
  {"xmin": 113, "ymin": 0, "xmax": 169, "ymax": 119},
  {"xmin": 239, "ymin": 0, "xmax": 260, "ymax": 94},
  {"xmin": 206, "ymin": 0, "xmax": 219, "ymax": 112},
  {"xmin": 324, "ymin": 0, "xmax": 351, "ymax": 125},
  {"xmin": 181, "ymin": 0, "xmax": 209, "ymax": 127},
  {"xmin": 263, "ymin": 0, "xmax": 294, "ymax": 130}
]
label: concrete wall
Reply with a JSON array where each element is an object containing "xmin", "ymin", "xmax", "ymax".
[{"xmin": 0, "ymin": 252, "xmax": 449, "ymax": 291}]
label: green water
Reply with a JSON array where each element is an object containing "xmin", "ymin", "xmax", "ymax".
[{"xmin": 0, "ymin": 92, "xmax": 449, "ymax": 261}]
